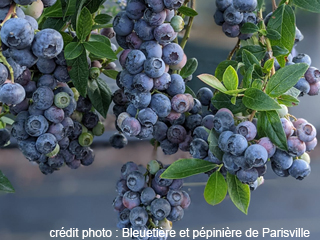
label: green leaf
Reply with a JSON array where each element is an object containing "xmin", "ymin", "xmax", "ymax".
[
  {"xmin": 59, "ymin": 31, "xmax": 74, "ymax": 46},
  {"xmin": 257, "ymin": 0, "xmax": 265, "ymax": 10},
  {"xmin": 223, "ymin": 66, "xmax": 238, "ymax": 91},
  {"xmin": 61, "ymin": 0, "xmax": 76, "ymax": 19},
  {"xmin": 197, "ymin": 74, "xmax": 227, "ymax": 93},
  {"xmin": 161, "ymin": 158, "xmax": 216, "ymax": 179},
  {"xmin": 204, "ymin": 171, "xmax": 228, "ymax": 206},
  {"xmin": 1, "ymin": 116, "xmax": 14, "ymax": 125},
  {"xmin": 76, "ymin": 7, "xmax": 93, "ymax": 42},
  {"xmin": 265, "ymin": 63, "xmax": 309, "ymax": 97},
  {"xmin": 243, "ymin": 88, "xmax": 281, "ymax": 111},
  {"xmin": 42, "ymin": 17, "xmax": 66, "ymax": 31},
  {"xmin": 215, "ymin": 60, "xmax": 238, "ymax": 81},
  {"xmin": 266, "ymin": 29, "xmax": 281, "ymax": 40},
  {"xmin": 178, "ymin": 6, "xmax": 198, "ymax": 17},
  {"xmin": 180, "ymin": 58, "xmax": 198, "ymax": 79},
  {"xmin": 251, "ymin": 79, "xmax": 264, "ymax": 89},
  {"xmin": 102, "ymin": 69, "xmax": 119, "ymax": 80},
  {"xmin": 83, "ymin": 41, "xmax": 117, "ymax": 60},
  {"xmin": 292, "ymin": 0, "xmax": 320, "ymax": 13},
  {"xmin": 267, "ymin": 4, "xmax": 295, "ymax": 55},
  {"xmin": 64, "ymin": 42, "xmax": 84, "ymax": 60},
  {"xmin": 258, "ymin": 111, "xmax": 288, "ymax": 150},
  {"xmin": 92, "ymin": 23, "xmax": 113, "ymax": 30},
  {"xmin": 224, "ymin": 89, "xmax": 246, "ymax": 96},
  {"xmin": 242, "ymin": 49, "xmax": 260, "ymax": 68},
  {"xmin": 242, "ymin": 65, "xmax": 254, "ymax": 88},
  {"xmin": 87, "ymin": 77, "xmax": 112, "ymax": 118},
  {"xmin": 227, "ymin": 173, "xmax": 250, "ymax": 215},
  {"xmin": 0, "ymin": 170, "xmax": 15, "ymax": 193},
  {"xmin": 184, "ymin": 85, "xmax": 196, "ymax": 98},
  {"xmin": 84, "ymin": 0, "xmax": 106, "ymax": 13},
  {"xmin": 285, "ymin": 87, "xmax": 301, "ymax": 98},
  {"xmin": 240, "ymin": 22, "xmax": 259, "ymax": 34},
  {"xmin": 208, "ymin": 129, "xmax": 224, "ymax": 161},
  {"xmin": 71, "ymin": 0, "xmax": 86, "ymax": 30},
  {"xmin": 212, "ymin": 92, "xmax": 247, "ymax": 114},
  {"xmin": 263, "ymin": 58, "xmax": 275, "ymax": 73},
  {"xmin": 67, "ymin": 51, "xmax": 89, "ymax": 96},
  {"xmin": 277, "ymin": 94, "xmax": 300, "ymax": 107},
  {"xmin": 236, "ymin": 46, "xmax": 266, "ymax": 62},
  {"xmin": 272, "ymin": 45, "xmax": 289, "ymax": 57},
  {"xmin": 43, "ymin": 0, "xmax": 75, "ymax": 17},
  {"xmin": 95, "ymin": 13, "xmax": 112, "ymax": 24},
  {"xmin": 89, "ymin": 34, "xmax": 111, "ymax": 46}
]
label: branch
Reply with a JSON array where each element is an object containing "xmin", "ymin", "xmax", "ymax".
[
  {"xmin": 272, "ymin": 0, "xmax": 278, "ymax": 11},
  {"xmin": 227, "ymin": 39, "xmax": 241, "ymax": 60},
  {"xmin": 179, "ymin": 0, "xmax": 196, "ymax": 49}
]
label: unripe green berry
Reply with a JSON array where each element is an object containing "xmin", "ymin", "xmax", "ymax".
[
  {"xmin": 170, "ymin": 15, "xmax": 185, "ymax": 32},
  {"xmin": 70, "ymin": 111, "xmax": 83, "ymax": 122},
  {"xmin": 92, "ymin": 122, "xmax": 105, "ymax": 136},
  {"xmin": 46, "ymin": 144, "xmax": 60, "ymax": 158},
  {"xmin": 79, "ymin": 132, "xmax": 94, "ymax": 147},
  {"xmin": 71, "ymin": 87, "xmax": 80, "ymax": 101},
  {"xmin": 276, "ymin": 104, "xmax": 288, "ymax": 118},
  {"xmin": 147, "ymin": 160, "xmax": 161, "ymax": 175},
  {"xmin": 300, "ymin": 152, "xmax": 311, "ymax": 164},
  {"xmin": 54, "ymin": 92, "xmax": 70, "ymax": 108},
  {"xmin": 90, "ymin": 67, "xmax": 100, "ymax": 80},
  {"xmin": 81, "ymin": 124, "xmax": 88, "ymax": 133}
]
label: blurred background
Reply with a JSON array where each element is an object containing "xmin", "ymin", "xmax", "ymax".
[{"xmin": 1, "ymin": 1, "xmax": 320, "ymax": 239}]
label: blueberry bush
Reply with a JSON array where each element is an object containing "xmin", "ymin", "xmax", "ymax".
[{"xmin": 0, "ymin": 0, "xmax": 320, "ymax": 239}]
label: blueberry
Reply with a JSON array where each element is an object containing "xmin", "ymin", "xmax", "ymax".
[
  {"xmin": 306, "ymin": 137, "xmax": 317, "ymax": 152},
  {"xmin": 223, "ymin": 5, "xmax": 243, "ymax": 25},
  {"xmin": 126, "ymin": 32, "xmax": 143, "ymax": 49},
  {"xmin": 304, "ymin": 67, "xmax": 320, "ymax": 84},
  {"xmin": 121, "ymin": 161, "xmax": 139, "ymax": 179},
  {"xmin": 47, "ymin": 153, "xmax": 64, "ymax": 169},
  {"xmin": 222, "ymin": 153, "xmax": 241, "ymax": 174},
  {"xmin": 166, "ymin": 74, "xmax": 185, "ymax": 97},
  {"xmin": 146, "ymin": 0, "xmax": 165, "ymax": 13},
  {"xmin": 196, "ymin": 87, "xmax": 213, "ymax": 106},
  {"xmin": 116, "ymin": 34, "xmax": 129, "ymax": 49},
  {"xmin": 227, "ymin": 134, "xmax": 248, "ymax": 156},
  {"xmin": 216, "ymin": 0, "xmax": 232, "ymax": 11},
  {"xmin": 222, "ymin": 22, "xmax": 240, "ymax": 38},
  {"xmin": 270, "ymin": 149, "xmax": 293, "ymax": 170},
  {"xmin": 180, "ymin": 191, "xmax": 191, "ymax": 209},
  {"xmin": 163, "ymin": 0, "xmax": 184, "ymax": 9},
  {"xmin": 244, "ymin": 144, "xmax": 268, "ymax": 168},
  {"xmin": 126, "ymin": 104, "xmax": 138, "ymax": 117},
  {"xmin": 160, "ymin": 137, "xmax": 179, "ymax": 155},
  {"xmin": 127, "ymin": 170, "xmax": 146, "ymax": 192},
  {"xmin": 162, "ymin": 43, "xmax": 184, "ymax": 66},
  {"xmin": 214, "ymin": 10, "xmax": 225, "ymax": 26},
  {"xmin": 36, "ymin": 57, "xmax": 56, "ymax": 74},
  {"xmin": 153, "ymin": 73, "xmax": 171, "ymax": 91},
  {"xmin": 212, "ymin": 111, "xmax": 234, "ymax": 134},
  {"xmin": 152, "ymin": 178, "xmax": 169, "ymax": 196},
  {"xmin": 134, "ymin": 19, "xmax": 155, "ymax": 41},
  {"xmin": 287, "ymin": 136, "xmax": 306, "ymax": 157},
  {"xmin": 32, "ymin": 29, "xmax": 63, "ymax": 59},
  {"xmin": 140, "ymin": 187, "xmax": 156, "ymax": 205},
  {"xmin": 167, "ymin": 125, "xmax": 187, "ymax": 144},
  {"xmin": 118, "ymin": 208, "xmax": 130, "ymax": 225},
  {"xmin": 192, "ymin": 126, "xmax": 209, "ymax": 142},
  {"xmin": 37, "ymin": 74, "xmax": 57, "ymax": 90},
  {"xmin": 296, "ymin": 122, "xmax": 317, "ymax": 142},
  {"xmin": 234, "ymin": 0, "xmax": 257, "ymax": 12},
  {"xmin": 25, "ymin": 115, "xmax": 49, "ymax": 137},
  {"xmin": 54, "ymin": 66, "xmax": 71, "ymax": 83},
  {"xmin": 218, "ymin": 130, "xmax": 233, "ymax": 152},
  {"xmin": 189, "ymin": 99, "xmax": 202, "ymax": 114},
  {"xmin": 112, "ymin": 89, "xmax": 128, "ymax": 106},
  {"xmin": 47, "ymin": 123, "xmax": 65, "ymax": 141},
  {"xmin": 0, "ymin": 63, "xmax": 8, "ymax": 85},
  {"xmin": 113, "ymin": 195, "xmax": 125, "ymax": 212},
  {"xmin": 201, "ymin": 114, "xmax": 215, "ymax": 130},
  {"xmin": 100, "ymin": 28, "xmax": 115, "ymax": 39},
  {"xmin": 170, "ymin": 94, "xmax": 189, "ymax": 113},
  {"xmin": 236, "ymin": 168, "xmax": 258, "ymax": 184},
  {"xmin": 0, "ymin": 0, "xmax": 11, "ymax": 7},
  {"xmin": 165, "ymin": 9, "xmax": 175, "ymax": 22},
  {"xmin": 294, "ymin": 77, "xmax": 310, "ymax": 95},
  {"xmin": 32, "ymin": 86, "xmax": 54, "ymax": 110},
  {"xmin": 288, "ymin": 159, "xmax": 311, "ymax": 180},
  {"xmin": 151, "ymin": 198, "xmax": 171, "ymax": 220},
  {"xmin": 11, "ymin": 121, "xmax": 29, "ymax": 141},
  {"xmin": 185, "ymin": 114, "xmax": 202, "ymax": 131},
  {"xmin": 125, "ymin": 50, "xmax": 146, "ymax": 75},
  {"xmin": 54, "ymin": 85, "xmax": 74, "ymax": 98},
  {"xmin": 60, "ymin": 149, "xmax": 75, "ymax": 164},
  {"xmin": 68, "ymin": 140, "xmax": 84, "ymax": 156},
  {"xmin": 144, "ymin": 57, "xmax": 166, "ymax": 78},
  {"xmin": 154, "ymin": 23, "xmax": 177, "ymax": 45},
  {"xmin": 308, "ymin": 81, "xmax": 320, "ymax": 96},
  {"xmin": 138, "ymin": 108, "xmax": 158, "ymax": 127},
  {"xmin": 44, "ymin": 106, "xmax": 65, "ymax": 123},
  {"xmin": 119, "ymin": 70, "xmax": 134, "ymax": 91},
  {"xmin": 242, "ymin": 12, "xmax": 257, "ymax": 24},
  {"xmin": 116, "ymin": 179, "xmax": 130, "ymax": 196},
  {"xmin": 167, "ymin": 206, "xmax": 184, "ymax": 222},
  {"xmin": 63, "ymin": 97, "xmax": 76, "ymax": 116},
  {"xmin": 6, "ymin": 48, "xmax": 38, "ymax": 68},
  {"xmin": 205, "ymin": 150, "xmax": 222, "ymax": 164},
  {"xmin": 18, "ymin": 138, "xmax": 41, "ymax": 161},
  {"xmin": 121, "ymin": 117, "xmax": 141, "ymax": 136},
  {"xmin": 190, "ymin": 138, "xmax": 209, "ymax": 159},
  {"xmin": 154, "ymin": 169, "xmax": 173, "ymax": 187},
  {"xmin": 295, "ymin": 26, "xmax": 304, "ymax": 44},
  {"xmin": 123, "ymin": 191, "xmax": 141, "ymax": 209},
  {"xmin": 167, "ymin": 189, "xmax": 183, "ymax": 206},
  {"xmin": 55, "ymin": 51, "xmax": 67, "ymax": 66},
  {"xmin": 9, "ymin": 98, "xmax": 29, "ymax": 115},
  {"xmin": 0, "ymin": 128, "xmax": 10, "ymax": 147},
  {"xmin": 0, "ymin": 83, "xmax": 26, "ymax": 105},
  {"xmin": 150, "ymin": 93, "xmax": 172, "ymax": 118},
  {"xmin": 39, "ymin": 163, "xmax": 54, "ymax": 175},
  {"xmin": 133, "ymin": 73, "xmax": 154, "ymax": 92},
  {"xmin": 140, "ymin": 41, "xmax": 162, "ymax": 58},
  {"xmin": 144, "ymin": 8, "xmax": 166, "ymax": 26},
  {"xmin": 1, "ymin": 18, "xmax": 34, "ymax": 49},
  {"xmin": 153, "ymin": 121, "xmax": 168, "ymax": 142},
  {"xmin": 258, "ymin": 137, "xmax": 276, "ymax": 158},
  {"xmin": 113, "ymin": 11, "xmax": 134, "ymax": 36},
  {"xmin": 293, "ymin": 53, "xmax": 311, "ymax": 66},
  {"xmin": 58, "ymin": 137, "xmax": 69, "ymax": 150},
  {"xmin": 126, "ymin": 0, "xmax": 146, "ymax": 20},
  {"xmin": 82, "ymin": 112, "xmax": 99, "ymax": 129},
  {"xmin": 236, "ymin": 121, "xmax": 257, "ymax": 141},
  {"xmin": 76, "ymin": 96, "xmax": 92, "ymax": 113},
  {"xmin": 130, "ymin": 206, "xmax": 149, "ymax": 227}
]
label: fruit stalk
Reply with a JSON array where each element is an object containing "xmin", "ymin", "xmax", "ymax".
[
  {"xmin": 227, "ymin": 38, "xmax": 241, "ymax": 60},
  {"xmin": 272, "ymin": 0, "xmax": 277, "ymax": 11},
  {"xmin": 180, "ymin": 0, "xmax": 196, "ymax": 49}
]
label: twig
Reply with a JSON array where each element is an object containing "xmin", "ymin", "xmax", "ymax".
[
  {"xmin": 152, "ymin": 141, "xmax": 158, "ymax": 160},
  {"xmin": 249, "ymin": 110, "xmax": 257, "ymax": 122},
  {"xmin": 272, "ymin": 0, "xmax": 278, "ymax": 11},
  {"xmin": 179, "ymin": 0, "xmax": 196, "ymax": 49},
  {"xmin": 227, "ymin": 39, "xmax": 241, "ymax": 60},
  {"xmin": 0, "ymin": 3, "xmax": 16, "ymax": 28}
]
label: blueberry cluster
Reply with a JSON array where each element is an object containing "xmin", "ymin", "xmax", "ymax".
[
  {"xmin": 214, "ymin": 0, "xmax": 257, "ymax": 39},
  {"xmin": 0, "ymin": 1, "xmax": 106, "ymax": 174},
  {"xmin": 111, "ymin": 0, "xmax": 200, "ymax": 153},
  {"xmin": 113, "ymin": 160, "xmax": 191, "ymax": 240}
]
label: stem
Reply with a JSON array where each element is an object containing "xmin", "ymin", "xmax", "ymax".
[
  {"xmin": 152, "ymin": 141, "xmax": 158, "ymax": 160},
  {"xmin": 0, "ymin": 3, "xmax": 16, "ymax": 28},
  {"xmin": 272, "ymin": 0, "xmax": 278, "ymax": 11},
  {"xmin": 227, "ymin": 39, "xmax": 241, "ymax": 60},
  {"xmin": 179, "ymin": 0, "xmax": 196, "ymax": 49},
  {"xmin": 249, "ymin": 110, "xmax": 257, "ymax": 121},
  {"xmin": 288, "ymin": 113, "xmax": 297, "ymax": 121}
]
